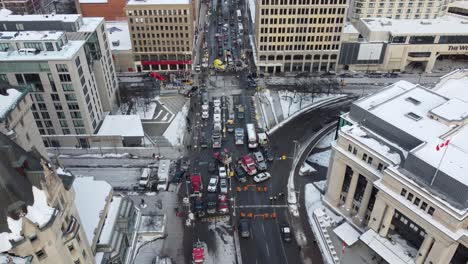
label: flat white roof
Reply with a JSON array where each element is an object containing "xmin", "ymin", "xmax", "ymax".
[
  {"xmin": 343, "ymin": 23, "xmax": 359, "ymax": 34},
  {"xmin": 0, "ymin": 12, "xmax": 80, "ymax": 22},
  {"xmin": 105, "ymin": 21, "xmax": 132, "ymax": 51},
  {"xmin": 73, "ymin": 177, "xmax": 112, "ymax": 243},
  {"xmin": 99, "ymin": 196, "xmax": 122, "ymax": 244},
  {"xmin": 361, "ymin": 15, "xmax": 468, "ymax": 35},
  {"xmin": 360, "ymin": 229, "xmax": 416, "ymax": 264},
  {"xmin": 0, "ymin": 40, "xmax": 84, "ymax": 61},
  {"xmin": 79, "ymin": 17, "xmax": 103, "ymax": 33},
  {"xmin": 430, "ymin": 98, "xmax": 468, "ymax": 121},
  {"xmin": 434, "ymin": 74, "xmax": 468, "ymax": 102},
  {"xmin": 0, "ymin": 31, "xmax": 64, "ymax": 41},
  {"xmin": 450, "ymin": 0, "xmax": 468, "ymax": 9},
  {"xmin": 0, "ymin": 88, "xmax": 23, "ymax": 118},
  {"xmin": 333, "ymin": 222, "xmax": 360, "ymax": 246},
  {"xmin": 98, "ymin": 115, "xmax": 144, "ymax": 137},
  {"xmin": 127, "ymin": 0, "xmax": 190, "ymax": 5}
]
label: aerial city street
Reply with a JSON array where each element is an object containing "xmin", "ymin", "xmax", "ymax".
[{"xmin": 0, "ymin": 0, "xmax": 468, "ymax": 264}]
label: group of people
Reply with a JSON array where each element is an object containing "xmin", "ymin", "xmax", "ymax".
[{"xmin": 269, "ymin": 192, "xmax": 285, "ymax": 202}]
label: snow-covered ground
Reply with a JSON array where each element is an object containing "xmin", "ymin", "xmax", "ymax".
[
  {"xmin": 163, "ymin": 102, "xmax": 189, "ymax": 146},
  {"xmin": 118, "ymin": 97, "xmax": 159, "ymax": 120},
  {"xmin": 313, "ymin": 180, "xmax": 327, "ymax": 193},
  {"xmin": 315, "ymin": 132, "xmax": 335, "ymax": 149},
  {"xmin": 279, "ymin": 90, "xmax": 338, "ymax": 118},
  {"xmin": 205, "ymin": 220, "xmax": 236, "ymax": 264},
  {"xmin": 307, "ymin": 149, "xmax": 331, "ymax": 167}
]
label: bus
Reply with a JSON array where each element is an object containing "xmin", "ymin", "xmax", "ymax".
[
  {"xmin": 236, "ymin": 9, "xmax": 242, "ymax": 22},
  {"xmin": 246, "ymin": 123, "xmax": 258, "ymax": 149},
  {"xmin": 238, "ymin": 23, "xmax": 244, "ymax": 35}
]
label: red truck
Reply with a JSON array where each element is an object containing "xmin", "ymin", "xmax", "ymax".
[
  {"xmin": 239, "ymin": 155, "xmax": 257, "ymax": 175},
  {"xmin": 191, "ymin": 174, "xmax": 203, "ymax": 197}
]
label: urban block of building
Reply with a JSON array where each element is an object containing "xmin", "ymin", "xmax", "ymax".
[
  {"xmin": 339, "ymin": 15, "xmax": 468, "ymax": 73},
  {"xmin": 0, "ymin": 11, "xmax": 119, "ymax": 144},
  {"xmin": 350, "ymin": 0, "xmax": 449, "ymax": 20},
  {"xmin": 125, "ymin": 0, "xmax": 196, "ymax": 72},
  {"xmin": 324, "ymin": 69, "xmax": 468, "ymax": 264},
  {"xmin": 105, "ymin": 21, "xmax": 134, "ymax": 72},
  {"xmin": 0, "ymin": 82, "xmax": 47, "ymax": 157},
  {"xmin": 251, "ymin": 0, "xmax": 348, "ymax": 74}
]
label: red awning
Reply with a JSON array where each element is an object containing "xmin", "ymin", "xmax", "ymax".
[{"xmin": 142, "ymin": 60, "xmax": 192, "ymax": 66}]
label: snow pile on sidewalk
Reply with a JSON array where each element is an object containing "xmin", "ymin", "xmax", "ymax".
[
  {"xmin": 279, "ymin": 90, "xmax": 338, "ymax": 118},
  {"xmin": 206, "ymin": 220, "xmax": 236, "ymax": 264},
  {"xmin": 307, "ymin": 149, "xmax": 331, "ymax": 167},
  {"xmin": 163, "ymin": 102, "xmax": 189, "ymax": 146},
  {"xmin": 316, "ymin": 132, "xmax": 335, "ymax": 149}
]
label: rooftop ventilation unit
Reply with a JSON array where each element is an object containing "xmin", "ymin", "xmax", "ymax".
[
  {"xmin": 420, "ymin": 21, "xmax": 432, "ymax": 25},
  {"xmin": 461, "ymin": 20, "xmax": 468, "ymax": 24},
  {"xmin": 112, "ymin": 40, "xmax": 120, "ymax": 46},
  {"xmin": 406, "ymin": 112, "xmax": 422, "ymax": 121},
  {"xmin": 380, "ymin": 21, "xmax": 392, "ymax": 26}
]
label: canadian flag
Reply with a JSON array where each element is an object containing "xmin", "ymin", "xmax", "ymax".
[
  {"xmin": 436, "ymin": 139, "xmax": 450, "ymax": 151},
  {"xmin": 342, "ymin": 242, "xmax": 347, "ymax": 254}
]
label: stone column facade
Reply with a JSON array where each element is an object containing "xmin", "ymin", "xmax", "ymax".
[
  {"xmin": 368, "ymin": 195, "xmax": 386, "ymax": 231},
  {"xmin": 378, "ymin": 205, "xmax": 395, "ymax": 237},
  {"xmin": 324, "ymin": 157, "xmax": 347, "ymax": 207},
  {"xmin": 343, "ymin": 171, "xmax": 359, "ymax": 215},
  {"xmin": 354, "ymin": 179, "xmax": 373, "ymax": 226},
  {"xmin": 415, "ymin": 235, "xmax": 434, "ymax": 264}
]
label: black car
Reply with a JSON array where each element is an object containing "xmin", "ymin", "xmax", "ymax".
[
  {"xmin": 384, "ymin": 72, "xmax": 399, "ymax": 78},
  {"xmin": 218, "ymin": 50, "xmax": 223, "ymax": 57},
  {"xmin": 200, "ymin": 134, "xmax": 208, "ymax": 148},
  {"xmin": 208, "ymin": 162, "xmax": 216, "ymax": 173},
  {"xmin": 263, "ymin": 148, "xmax": 274, "ymax": 162},
  {"xmin": 339, "ymin": 73, "xmax": 354, "ymax": 78},
  {"xmin": 239, "ymin": 220, "xmax": 251, "ymax": 238},
  {"xmin": 234, "ymin": 166, "xmax": 247, "ymax": 183},
  {"xmin": 280, "ymin": 223, "xmax": 292, "ymax": 242}
]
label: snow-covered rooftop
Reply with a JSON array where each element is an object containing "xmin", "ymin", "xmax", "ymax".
[
  {"xmin": 127, "ymin": 0, "xmax": 190, "ymax": 5},
  {"xmin": 0, "ymin": 11, "xmax": 81, "ymax": 23},
  {"xmin": 449, "ymin": 0, "xmax": 468, "ymax": 10},
  {"xmin": 105, "ymin": 21, "xmax": 132, "ymax": 51},
  {"xmin": 343, "ymin": 23, "xmax": 359, "ymax": 34},
  {"xmin": 361, "ymin": 15, "xmax": 468, "ymax": 35},
  {"xmin": 79, "ymin": 17, "xmax": 103, "ymax": 33},
  {"xmin": 0, "ymin": 186, "xmax": 55, "ymax": 252},
  {"xmin": 0, "ymin": 31, "xmax": 64, "ymax": 41},
  {"xmin": 0, "ymin": 88, "xmax": 24, "ymax": 119},
  {"xmin": 333, "ymin": 222, "xmax": 360, "ymax": 246},
  {"xmin": 0, "ymin": 254, "xmax": 29, "ymax": 263},
  {"xmin": 248, "ymin": 0, "xmax": 256, "ymax": 22},
  {"xmin": 433, "ymin": 72, "xmax": 468, "ymax": 102},
  {"xmin": 430, "ymin": 98, "xmax": 468, "ymax": 121},
  {"xmin": 0, "ymin": 40, "xmax": 85, "ymax": 61},
  {"xmin": 98, "ymin": 115, "xmax": 144, "ymax": 137},
  {"xmin": 73, "ymin": 177, "xmax": 112, "ymax": 243},
  {"xmin": 98, "ymin": 196, "xmax": 122, "ymax": 245}
]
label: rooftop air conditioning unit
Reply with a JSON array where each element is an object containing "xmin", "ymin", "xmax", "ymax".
[
  {"xmin": 380, "ymin": 21, "xmax": 392, "ymax": 26},
  {"xmin": 461, "ymin": 20, "xmax": 468, "ymax": 24},
  {"xmin": 112, "ymin": 40, "xmax": 120, "ymax": 46},
  {"xmin": 420, "ymin": 21, "xmax": 432, "ymax": 25}
]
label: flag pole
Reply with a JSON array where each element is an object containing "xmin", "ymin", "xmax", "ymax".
[{"xmin": 430, "ymin": 144, "xmax": 449, "ymax": 186}]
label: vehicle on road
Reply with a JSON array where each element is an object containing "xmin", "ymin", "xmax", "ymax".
[
  {"xmin": 263, "ymin": 148, "xmax": 274, "ymax": 162},
  {"xmin": 157, "ymin": 160, "xmax": 170, "ymax": 191},
  {"xmin": 219, "ymin": 178, "xmax": 228, "ymax": 193},
  {"xmin": 236, "ymin": 105, "xmax": 245, "ymax": 119},
  {"xmin": 235, "ymin": 128, "xmax": 244, "ymax": 145},
  {"xmin": 206, "ymin": 193, "xmax": 218, "ymax": 214},
  {"xmin": 238, "ymin": 220, "xmax": 250, "ymax": 238},
  {"xmin": 218, "ymin": 194, "xmax": 229, "ymax": 214},
  {"xmin": 213, "ymin": 149, "xmax": 232, "ymax": 165},
  {"xmin": 201, "ymin": 91, "xmax": 209, "ymax": 105},
  {"xmin": 236, "ymin": 9, "xmax": 241, "ymax": 22},
  {"xmin": 214, "ymin": 113, "xmax": 221, "ymax": 123},
  {"xmin": 281, "ymin": 223, "xmax": 293, "ymax": 242},
  {"xmin": 193, "ymin": 197, "xmax": 205, "ymax": 217},
  {"xmin": 191, "ymin": 174, "xmax": 203, "ymax": 196},
  {"xmin": 234, "ymin": 165, "xmax": 247, "ymax": 183},
  {"xmin": 200, "ymin": 133, "xmax": 208, "ymax": 148},
  {"xmin": 246, "ymin": 123, "xmax": 258, "ymax": 149},
  {"xmin": 207, "ymin": 176, "xmax": 218, "ymax": 192},
  {"xmin": 213, "ymin": 98, "xmax": 221, "ymax": 107},
  {"xmin": 253, "ymin": 172, "xmax": 271, "ymax": 183},
  {"xmin": 192, "ymin": 240, "xmax": 205, "ymax": 263},
  {"xmin": 212, "ymin": 126, "xmax": 222, "ymax": 148},
  {"xmin": 238, "ymin": 23, "xmax": 244, "ymax": 35},
  {"xmin": 195, "ymin": 65, "xmax": 201, "ymax": 72},
  {"xmin": 384, "ymin": 72, "xmax": 399, "ymax": 78},
  {"xmin": 214, "ymin": 106, "xmax": 221, "ymax": 114},
  {"xmin": 218, "ymin": 166, "xmax": 227, "ymax": 178},
  {"xmin": 257, "ymin": 132, "xmax": 268, "ymax": 146},
  {"xmin": 339, "ymin": 72, "xmax": 354, "ymax": 78},
  {"xmin": 208, "ymin": 162, "xmax": 216, "ymax": 173},
  {"xmin": 253, "ymin": 151, "xmax": 267, "ymax": 171},
  {"xmin": 239, "ymin": 155, "xmax": 257, "ymax": 175},
  {"xmin": 139, "ymin": 168, "xmax": 152, "ymax": 187},
  {"xmin": 202, "ymin": 104, "xmax": 209, "ymax": 119}
]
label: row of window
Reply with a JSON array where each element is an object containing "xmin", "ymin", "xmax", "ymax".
[
  {"xmin": 362, "ymin": 7, "xmax": 436, "ymax": 14},
  {"xmin": 261, "ymin": 0, "xmax": 346, "ymax": 6},
  {"xmin": 260, "ymin": 35, "xmax": 340, "ymax": 43},
  {"xmin": 258, "ymin": 43, "xmax": 340, "ymax": 51},
  {"xmin": 260, "ymin": 17, "xmax": 344, "ymax": 26},
  {"xmin": 260, "ymin": 7, "xmax": 346, "ymax": 15},
  {"xmin": 347, "ymin": 144, "xmax": 387, "ymax": 172},
  {"xmin": 134, "ymin": 46, "xmax": 190, "ymax": 53},
  {"xmin": 134, "ymin": 54, "xmax": 192, "ymax": 61},
  {"xmin": 400, "ymin": 188, "xmax": 435, "ymax": 216},
  {"xmin": 259, "ymin": 53, "xmax": 337, "ymax": 61},
  {"xmin": 132, "ymin": 32, "xmax": 190, "ymax": 40},
  {"xmin": 127, "ymin": 8, "xmax": 189, "ymax": 16},
  {"xmin": 129, "ymin": 16, "xmax": 189, "ymax": 25},
  {"xmin": 131, "ymin": 25, "xmax": 190, "ymax": 33},
  {"xmin": 260, "ymin": 26, "xmax": 342, "ymax": 35},
  {"xmin": 391, "ymin": 35, "xmax": 468, "ymax": 45},
  {"xmin": 365, "ymin": 2, "xmax": 435, "ymax": 8}
]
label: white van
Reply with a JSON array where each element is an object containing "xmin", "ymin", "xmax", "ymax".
[
  {"xmin": 258, "ymin": 132, "xmax": 268, "ymax": 146},
  {"xmin": 139, "ymin": 168, "xmax": 152, "ymax": 187}
]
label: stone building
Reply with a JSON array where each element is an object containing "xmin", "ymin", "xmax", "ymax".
[
  {"xmin": 324, "ymin": 70, "xmax": 468, "ymax": 263},
  {"xmin": 350, "ymin": 0, "xmax": 450, "ymax": 20}
]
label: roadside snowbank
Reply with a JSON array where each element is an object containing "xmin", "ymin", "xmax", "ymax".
[{"xmin": 163, "ymin": 103, "xmax": 189, "ymax": 146}]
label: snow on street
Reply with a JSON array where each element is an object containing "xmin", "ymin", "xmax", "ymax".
[
  {"xmin": 279, "ymin": 90, "xmax": 337, "ymax": 118},
  {"xmin": 204, "ymin": 220, "xmax": 236, "ymax": 264},
  {"xmin": 163, "ymin": 102, "xmax": 189, "ymax": 146},
  {"xmin": 307, "ymin": 149, "xmax": 331, "ymax": 167}
]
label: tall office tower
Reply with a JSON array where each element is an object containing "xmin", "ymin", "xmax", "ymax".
[
  {"xmin": 350, "ymin": 0, "xmax": 450, "ymax": 20},
  {"xmin": 0, "ymin": 11, "xmax": 118, "ymax": 140},
  {"xmin": 125, "ymin": 0, "xmax": 196, "ymax": 72},
  {"xmin": 253, "ymin": 0, "xmax": 348, "ymax": 74}
]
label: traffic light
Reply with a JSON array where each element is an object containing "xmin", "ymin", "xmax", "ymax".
[{"xmin": 281, "ymin": 155, "xmax": 287, "ymax": 160}]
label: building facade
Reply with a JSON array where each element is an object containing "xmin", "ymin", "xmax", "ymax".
[
  {"xmin": 0, "ymin": 12, "xmax": 118, "ymax": 143},
  {"xmin": 106, "ymin": 21, "xmax": 135, "ymax": 72},
  {"xmin": 324, "ymin": 71, "xmax": 468, "ymax": 263},
  {"xmin": 350, "ymin": 0, "xmax": 450, "ymax": 20},
  {"xmin": 339, "ymin": 16, "xmax": 468, "ymax": 73},
  {"xmin": 253, "ymin": 0, "xmax": 348, "ymax": 74},
  {"xmin": 75, "ymin": 0, "xmax": 127, "ymax": 21},
  {"xmin": 125, "ymin": 0, "xmax": 195, "ymax": 72},
  {"xmin": 0, "ymin": 133, "xmax": 95, "ymax": 264},
  {"xmin": 0, "ymin": 83, "xmax": 47, "ymax": 158}
]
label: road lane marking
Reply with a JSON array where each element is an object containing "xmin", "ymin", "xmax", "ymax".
[{"xmin": 265, "ymin": 245, "xmax": 270, "ymax": 257}]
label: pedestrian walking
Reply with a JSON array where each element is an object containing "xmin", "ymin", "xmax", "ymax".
[
  {"xmin": 269, "ymin": 197, "xmax": 273, "ymax": 203},
  {"xmin": 273, "ymin": 196, "xmax": 277, "ymax": 201}
]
